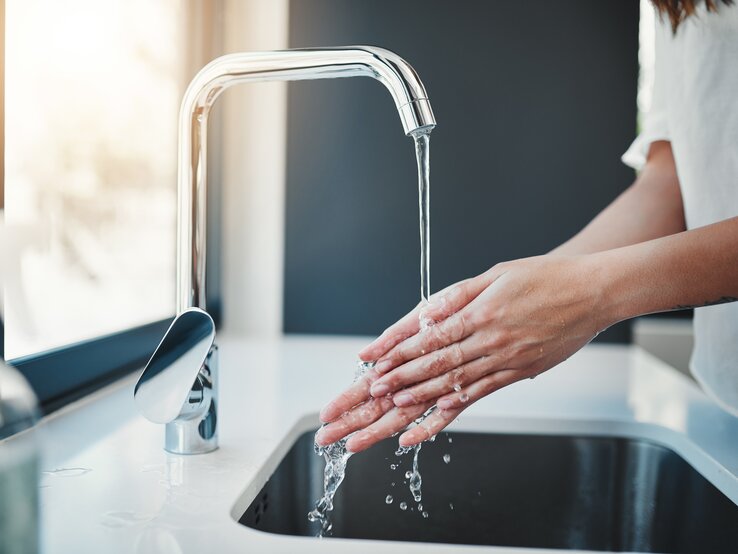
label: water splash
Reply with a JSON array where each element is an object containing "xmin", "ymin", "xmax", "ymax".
[
  {"xmin": 307, "ymin": 431, "xmax": 352, "ymax": 536},
  {"xmin": 307, "ymin": 361, "xmax": 375, "ymax": 536},
  {"xmin": 408, "ymin": 444, "xmax": 423, "ymax": 503}
]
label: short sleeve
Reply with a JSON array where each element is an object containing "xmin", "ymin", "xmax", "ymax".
[{"xmin": 622, "ymin": 17, "xmax": 671, "ymax": 170}]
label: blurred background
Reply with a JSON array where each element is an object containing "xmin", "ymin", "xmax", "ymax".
[{"xmin": 2, "ymin": 0, "xmax": 691, "ymax": 405}]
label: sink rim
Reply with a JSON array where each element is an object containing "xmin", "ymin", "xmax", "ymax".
[{"xmin": 229, "ymin": 412, "xmax": 738, "ymax": 528}]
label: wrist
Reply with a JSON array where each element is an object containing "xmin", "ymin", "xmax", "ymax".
[
  {"xmin": 589, "ymin": 244, "xmax": 666, "ymax": 330},
  {"xmin": 581, "ymin": 250, "xmax": 634, "ymax": 332}
]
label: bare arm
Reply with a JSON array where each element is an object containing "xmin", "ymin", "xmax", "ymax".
[
  {"xmin": 600, "ymin": 215, "xmax": 738, "ymax": 318},
  {"xmin": 553, "ymin": 141, "xmax": 685, "ymax": 255},
  {"xmin": 316, "ymin": 141, "xmax": 738, "ymax": 452}
]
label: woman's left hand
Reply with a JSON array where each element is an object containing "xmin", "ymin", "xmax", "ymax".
[{"xmin": 317, "ymin": 254, "xmax": 612, "ymax": 452}]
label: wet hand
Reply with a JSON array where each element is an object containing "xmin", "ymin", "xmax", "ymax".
[
  {"xmin": 315, "ymin": 357, "xmax": 454, "ymax": 453},
  {"xmin": 318, "ymin": 255, "xmax": 610, "ymax": 451},
  {"xmin": 316, "ymin": 282, "xmax": 471, "ymax": 452}
]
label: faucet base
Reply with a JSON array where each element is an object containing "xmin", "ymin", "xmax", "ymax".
[
  {"xmin": 164, "ymin": 418, "xmax": 218, "ymax": 455},
  {"xmin": 164, "ymin": 344, "xmax": 219, "ymax": 455}
]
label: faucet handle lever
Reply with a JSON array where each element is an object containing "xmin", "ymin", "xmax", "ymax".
[{"xmin": 134, "ymin": 308, "xmax": 215, "ymax": 425}]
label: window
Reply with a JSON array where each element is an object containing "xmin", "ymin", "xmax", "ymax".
[{"xmin": 3, "ymin": 0, "xmax": 217, "ymax": 409}]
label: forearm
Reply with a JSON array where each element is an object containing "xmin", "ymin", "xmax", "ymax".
[
  {"xmin": 553, "ymin": 141, "xmax": 685, "ymax": 256},
  {"xmin": 596, "ymin": 216, "xmax": 738, "ymax": 327}
]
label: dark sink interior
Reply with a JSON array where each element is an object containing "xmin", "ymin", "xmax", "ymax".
[{"xmin": 238, "ymin": 430, "xmax": 738, "ymax": 552}]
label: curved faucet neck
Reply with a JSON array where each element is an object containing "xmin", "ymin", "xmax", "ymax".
[{"xmin": 176, "ymin": 46, "xmax": 436, "ymax": 313}]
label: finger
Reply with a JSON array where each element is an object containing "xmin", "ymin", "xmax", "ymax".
[
  {"xmin": 358, "ymin": 302, "xmax": 423, "ymax": 362},
  {"xmin": 315, "ymin": 396, "xmax": 395, "ymax": 446},
  {"xmin": 358, "ymin": 278, "xmax": 479, "ymax": 363},
  {"xmin": 371, "ymin": 305, "xmax": 478, "ymax": 378},
  {"xmin": 435, "ymin": 368, "xmax": 526, "ymax": 410},
  {"xmin": 391, "ymin": 354, "xmax": 499, "ymax": 407},
  {"xmin": 418, "ymin": 276, "xmax": 489, "ymax": 326},
  {"xmin": 345, "ymin": 401, "xmax": 434, "ymax": 453},
  {"xmin": 319, "ymin": 366, "xmax": 382, "ymax": 423},
  {"xmin": 398, "ymin": 406, "xmax": 464, "ymax": 447},
  {"xmin": 370, "ymin": 331, "xmax": 497, "ymax": 399}
]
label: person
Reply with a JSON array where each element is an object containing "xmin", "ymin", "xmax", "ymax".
[{"xmin": 316, "ymin": 0, "xmax": 738, "ymax": 453}]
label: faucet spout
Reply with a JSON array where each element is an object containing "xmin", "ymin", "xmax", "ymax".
[{"xmin": 177, "ymin": 46, "xmax": 436, "ymax": 312}]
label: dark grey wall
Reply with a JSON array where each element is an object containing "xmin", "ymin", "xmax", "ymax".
[{"xmin": 284, "ymin": 0, "xmax": 639, "ymax": 342}]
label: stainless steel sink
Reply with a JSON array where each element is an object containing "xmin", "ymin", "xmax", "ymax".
[{"xmin": 237, "ymin": 430, "xmax": 738, "ymax": 552}]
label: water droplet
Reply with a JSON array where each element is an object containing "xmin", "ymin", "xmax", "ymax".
[
  {"xmin": 391, "ymin": 482, "xmax": 396, "ymax": 487},
  {"xmin": 460, "ymin": 393, "xmax": 469, "ymax": 403},
  {"xmin": 449, "ymin": 502, "xmax": 454, "ymax": 510},
  {"xmin": 100, "ymin": 511, "xmax": 152, "ymax": 528},
  {"xmin": 390, "ymin": 464, "xmax": 397, "ymax": 470},
  {"xmin": 453, "ymin": 383, "xmax": 461, "ymax": 392},
  {"xmin": 399, "ymin": 502, "xmax": 408, "ymax": 511},
  {"xmin": 405, "ymin": 470, "xmax": 412, "ymax": 479},
  {"xmin": 448, "ymin": 435, "xmax": 453, "ymax": 444},
  {"xmin": 443, "ymin": 454, "xmax": 451, "ymax": 464},
  {"xmin": 43, "ymin": 467, "xmax": 92, "ymax": 477},
  {"xmin": 422, "ymin": 511, "xmax": 429, "ymax": 518},
  {"xmin": 355, "ymin": 360, "xmax": 376, "ymax": 381},
  {"xmin": 418, "ymin": 503, "xmax": 423, "ymax": 511},
  {"xmin": 385, "ymin": 495, "xmax": 393, "ymax": 504},
  {"xmin": 139, "ymin": 464, "xmax": 165, "ymax": 474}
]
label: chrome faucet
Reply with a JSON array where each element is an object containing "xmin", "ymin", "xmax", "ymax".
[{"xmin": 134, "ymin": 46, "xmax": 436, "ymax": 455}]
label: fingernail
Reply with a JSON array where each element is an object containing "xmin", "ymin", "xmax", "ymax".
[
  {"xmin": 315, "ymin": 428, "xmax": 328, "ymax": 445},
  {"xmin": 398, "ymin": 433, "xmax": 414, "ymax": 448},
  {"xmin": 375, "ymin": 360, "xmax": 392, "ymax": 374},
  {"xmin": 436, "ymin": 398, "xmax": 454, "ymax": 409},
  {"xmin": 393, "ymin": 392, "xmax": 414, "ymax": 407},
  {"xmin": 370, "ymin": 382, "xmax": 390, "ymax": 397}
]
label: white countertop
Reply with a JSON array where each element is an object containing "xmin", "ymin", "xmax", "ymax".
[{"xmin": 37, "ymin": 334, "xmax": 738, "ymax": 553}]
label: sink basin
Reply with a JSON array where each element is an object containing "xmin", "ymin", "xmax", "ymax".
[{"xmin": 237, "ymin": 430, "xmax": 738, "ymax": 552}]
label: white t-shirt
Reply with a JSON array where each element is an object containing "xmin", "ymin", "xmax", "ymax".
[{"xmin": 622, "ymin": 3, "xmax": 738, "ymax": 416}]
